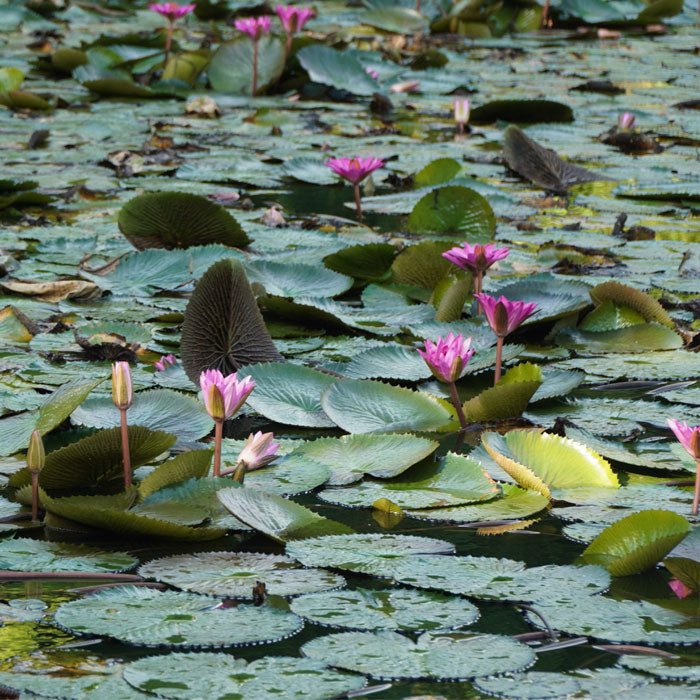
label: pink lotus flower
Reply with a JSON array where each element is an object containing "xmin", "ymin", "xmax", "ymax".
[
  {"xmin": 669, "ymin": 577, "xmax": 693, "ymax": 599},
  {"xmin": 275, "ymin": 5, "xmax": 314, "ymax": 34},
  {"xmin": 154, "ymin": 354, "xmax": 177, "ymax": 371},
  {"xmin": 454, "ymin": 98, "xmax": 469, "ymax": 133},
  {"xmin": 443, "ymin": 243, "xmax": 509, "ymax": 276},
  {"xmin": 618, "ymin": 112, "xmax": 635, "ymax": 130},
  {"xmin": 235, "ymin": 15, "xmax": 271, "ymax": 40},
  {"xmin": 149, "ymin": 2, "xmax": 195, "ymax": 20},
  {"xmin": 324, "ymin": 157, "xmax": 384, "ymax": 185},
  {"xmin": 667, "ymin": 419, "xmax": 700, "ymax": 460},
  {"xmin": 200, "ymin": 369, "xmax": 255, "ymax": 422},
  {"xmin": 474, "ymin": 294, "xmax": 539, "ymax": 338},
  {"xmin": 237, "ymin": 431, "xmax": 280, "ymax": 471},
  {"xmin": 417, "ymin": 333, "xmax": 474, "ymax": 384}
]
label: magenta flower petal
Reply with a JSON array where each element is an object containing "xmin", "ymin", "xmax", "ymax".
[
  {"xmin": 324, "ymin": 157, "xmax": 384, "ymax": 185},
  {"xmin": 200, "ymin": 369, "xmax": 255, "ymax": 421},
  {"xmin": 669, "ymin": 577, "xmax": 693, "ymax": 599},
  {"xmin": 149, "ymin": 2, "xmax": 195, "ymax": 20},
  {"xmin": 276, "ymin": 5, "xmax": 314, "ymax": 34},
  {"xmin": 235, "ymin": 15, "xmax": 272, "ymax": 40},
  {"xmin": 417, "ymin": 333, "xmax": 474, "ymax": 383},
  {"xmin": 474, "ymin": 293, "xmax": 539, "ymax": 338},
  {"xmin": 667, "ymin": 418, "xmax": 700, "ymax": 459},
  {"xmin": 442, "ymin": 243, "xmax": 509, "ymax": 274}
]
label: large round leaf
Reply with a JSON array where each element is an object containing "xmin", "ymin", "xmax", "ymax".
[
  {"xmin": 582, "ymin": 509, "xmax": 690, "ymax": 576},
  {"xmin": 482, "ymin": 430, "xmax": 619, "ymax": 498},
  {"xmin": 556, "ymin": 323, "xmax": 682, "ymax": 353},
  {"xmin": 291, "ymin": 587, "xmax": 479, "ymax": 631},
  {"xmin": 138, "ymin": 551, "xmax": 345, "ymax": 599},
  {"xmin": 208, "ymin": 35, "xmax": 286, "ymax": 95},
  {"xmin": 118, "ymin": 192, "xmax": 249, "ymax": 250},
  {"xmin": 471, "ymin": 99, "xmax": 574, "ymax": 125},
  {"xmin": 237, "ymin": 362, "xmax": 336, "ymax": 427},
  {"xmin": 321, "ymin": 379, "xmax": 455, "ymax": 434},
  {"xmin": 54, "ymin": 586, "xmax": 303, "ymax": 648},
  {"xmin": 301, "ymin": 630, "xmax": 535, "ymax": 681},
  {"xmin": 244, "ymin": 260, "xmax": 352, "ymax": 298},
  {"xmin": 406, "ymin": 186, "xmax": 495, "ymax": 239},
  {"xmin": 291, "ymin": 433, "xmax": 438, "ymax": 486},
  {"xmin": 123, "ymin": 653, "xmax": 366, "ymax": 700},
  {"xmin": 296, "ymin": 45, "xmax": 378, "ymax": 96}
]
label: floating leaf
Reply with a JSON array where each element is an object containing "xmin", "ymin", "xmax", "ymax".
[
  {"xmin": 406, "ymin": 186, "xmax": 495, "ymax": 239},
  {"xmin": 321, "ymin": 379, "xmax": 455, "ymax": 434},
  {"xmin": 244, "ymin": 260, "xmax": 352, "ymax": 298},
  {"xmin": 362, "ymin": 7, "xmax": 429, "ymax": 34},
  {"xmin": 118, "ymin": 192, "xmax": 249, "ymax": 250},
  {"xmin": 619, "ymin": 653, "xmax": 700, "ymax": 681},
  {"xmin": 297, "ymin": 45, "xmax": 378, "ymax": 96},
  {"xmin": 54, "ymin": 586, "xmax": 302, "ymax": 648},
  {"xmin": 180, "ymin": 259, "xmax": 283, "ymax": 383},
  {"xmin": 556, "ymin": 323, "xmax": 683, "ymax": 353},
  {"xmin": 413, "ymin": 158, "xmax": 461, "ymax": 189},
  {"xmin": 138, "ymin": 552, "xmax": 345, "ymax": 599},
  {"xmin": 123, "ymin": 652, "xmax": 366, "ymax": 700},
  {"xmin": 471, "ymin": 99, "xmax": 574, "ymax": 125},
  {"xmin": 0, "ymin": 537, "xmax": 136, "ymax": 573},
  {"xmin": 482, "ymin": 430, "xmax": 619, "ymax": 498},
  {"xmin": 582, "ymin": 509, "xmax": 690, "ymax": 576},
  {"xmin": 301, "ymin": 630, "xmax": 535, "ymax": 681},
  {"xmin": 323, "ymin": 243, "xmax": 396, "ymax": 282},
  {"xmin": 503, "ymin": 125, "xmax": 609, "ymax": 192},
  {"xmin": 292, "ymin": 433, "xmax": 438, "ymax": 486},
  {"xmin": 291, "ymin": 588, "xmax": 479, "ymax": 631},
  {"xmin": 217, "ymin": 487, "xmax": 353, "ymax": 542}
]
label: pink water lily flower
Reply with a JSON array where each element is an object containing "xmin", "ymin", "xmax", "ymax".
[
  {"xmin": 235, "ymin": 15, "xmax": 271, "ymax": 40},
  {"xmin": 417, "ymin": 333, "xmax": 474, "ymax": 384},
  {"xmin": 276, "ymin": 5, "xmax": 314, "ymax": 34},
  {"xmin": 454, "ymin": 98, "xmax": 469, "ymax": 133},
  {"xmin": 667, "ymin": 418, "xmax": 700, "ymax": 515},
  {"xmin": 325, "ymin": 157, "xmax": 384, "ymax": 222},
  {"xmin": 443, "ymin": 243, "xmax": 509, "ymax": 276},
  {"xmin": 200, "ymin": 369, "xmax": 255, "ymax": 422},
  {"xmin": 669, "ymin": 577, "xmax": 693, "ymax": 599},
  {"xmin": 149, "ymin": 3, "xmax": 195, "ymax": 65},
  {"xmin": 154, "ymin": 354, "xmax": 177, "ymax": 371},
  {"xmin": 237, "ymin": 431, "xmax": 281, "ymax": 471},
  {"xmin": 618, "ymin": 112, "xmax": 635, "ymax": 130}
]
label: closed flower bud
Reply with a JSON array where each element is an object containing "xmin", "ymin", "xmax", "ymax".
[
  {"xmin": 27, "ymin": 430, "xmax": 44, "ymax": 474},
  {"xmin": 111, "ymin": 361, "xmax": 133, "ymax": 410}
]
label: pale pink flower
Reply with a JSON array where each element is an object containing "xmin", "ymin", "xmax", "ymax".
[
  {"xmin": 417, "ymin": 333, "xmax": 474, "ymax": 384},
  {"xmin": 199, "ymin": 369, "xmax": 255, "ymax": 422},
  {"xmin": 237, "ymin": 431, "xmax": 280, "ymax": 471},
  {"xmin": 275, "ymin": 5, "xmax": 314, "ymax": 34},
  {"xmin": 324, "ymin": 157, "xmax": 384, "ymax": 185},
  {"xmin": 669, "ymin": 577, "xmax": 693, "ymax": 599},
  {"xmin": 474, "ymin": 294, "xmax": 539, "ymax": 338},
  {"xmin": 390, "ymin": 80, "xmax": 420, "ymax": 93},
  {"xmin": 443, "ymin": 243, "xmax": 509, "ymax": 275},
  {"xmin": 154, "ymin": 354, "xmax": 177, "ymax": 371},
  {"xmin": 667, "ymin": 419, "xmax": 700, "ymax": 460},
  {"xmin": 235, "ymin": 15, "xmax": 272, "ymax": 40},
  {"xmin": 149, "ymin": 2, "xmax": 195, "ymax": 19},
  {"xmin": 618, "ymin": 112, "xmax": 635, "ymax": 130},
  {"xmin": 454, "ymin": 98, "xmax": 470, "ymax": 127},
  {"xmin": 111, "ymin": 361, "xmax": 133, "ymax": 411}
]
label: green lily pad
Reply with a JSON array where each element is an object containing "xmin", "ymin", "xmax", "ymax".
[
  {"xmin": 471, "ymin": 99, "xmax": 574, "ymax": 125},
  {"xmin": 301, "ymin": 630, "xmax": 535, "ymax": 681},
  {"xmin": 556, "ymin": 323, "xmax": 683, "ymax": 353},
  {"xmin": 291, "ymin": 433, "xmax": 438, "ymax": 486},
  {"xmin": 321, "ymin": 379, "xmax": 455, "ymax": 434},
  {"xmin": 362, "ymin": 7, "xmax": 429, "ymax": 34},
  {"xmin": 297, "ymin": 45, "xmax": 378, "ymax": 96},
  {"xmin": 291, "ymin": 587, "xmax": 479, "ymax": 631},
  {"xmin": 137, "ymin": 449, "xmax": 213, "ymax": 500},
  {"xmin": 323, "ymin": 243, "xmax": 396, "ymax": 282},
  {"xmin": 0, "ymin": 537, "xmax": 136, "ymax": 573},
  {"xmin": 123, "ymin": 652, "xmax": 366, "ymax": 700},
  {"xmin": 619, "ymin": 654, "xmax": 700, "ymax": 681},
  {"xmin": 582, "ymin": 509, "xmax": 690, "ymax": 576},
  {"xmin": 138, "ymin": 552, "xmax": 345, "ymax": 599},
  {"xmin": 244, "ymin": 260, "xmax": 352, "ymax": 298},
  {"xmin": 54, "ymin": 586, "xmax": 303, "ymax": 648}
]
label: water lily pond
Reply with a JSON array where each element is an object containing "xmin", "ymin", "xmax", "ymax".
[{"xmin": 1, "ymin": 0, "xmax": 700, "ymax": 698}]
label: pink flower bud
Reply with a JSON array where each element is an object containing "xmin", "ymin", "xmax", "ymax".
[
  {"xmin": 199, "ymin": 369, "xmax": 255, "ymax": 422},
  {"xmin": 235, "ymin": 15, "xmax": 272, "ymax": 41},
  {"xmin": 111, "ymin": 361, "xmax": 134, "ymax": 411},
  {"xmin": 275, "ymin": 5, "xmax": 314, "ymax": 34},
  {"xmin": 417, "ymin": 333, "xmax": 474, "ymax": 383},
  {"xmin": 667, "ymin": 419, "xmax": 700, "ymax": 460},
  {"xmin": 474, "ymin": 294, "xmax": 539, "ymax": 338}
]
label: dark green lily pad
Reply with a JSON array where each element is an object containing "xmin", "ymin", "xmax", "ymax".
[
  {"xmin": 297, "ymin": 45, "xmax": 378, "ymax": 96},
  {"xmin": 471, "ymin": 100, "xmax": 574, "ymax": 125}
]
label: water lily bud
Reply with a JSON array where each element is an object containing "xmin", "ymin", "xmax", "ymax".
[
  {"xmin": 493, "ymin": 301, "xmax": 510, "ymax": 337},
  {"xmin": 111, "ymin": 361, "xmax": 133, "ymax": 410},
  {"xmin": 26, "ymin": 430, "xmax": 44, "ymax": 474},
  {"xmin": 205, "ymin": 383, "xmax": 227, "ymax": 422}
]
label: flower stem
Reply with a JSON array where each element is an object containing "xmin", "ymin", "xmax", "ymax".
[
  {"xmin": 353, "ymin": 183, "xmax": 363, "ymax": 222},
  {"xmin": 165, "ymin": 19, "xmax": 174, "ymax": 67},
  {"xmin": 416, "ymin": 0, "xmax": 421, "ymax": 13},
  {"xmin": 541, "ymin": 0, "xmax": 550, "ymax": 27},
  {"xmin": 284, "ymin": 33, "xmax": 292, "ymax": 63},
  {"xmin": 474, "ymin": 270, "xmax": 483, "ymax": 315},
  {"xmin": 252, "ymin": 39, "xmax": 259, "ymax": 96},
  {"xmin": 31, "ymin": 472, "xmax": 39, "ymax": 522},
  {"xmin": 120, "ymin": 408, "xmax": 131, "ymax": 489},
  {"xmin": 494, "ymin": 335, "xmax": 504, "ymax": 385},
  {"xmin": 213, "ymin": 420, "xmax": 223, "ymax": 477},
  {"xmin": 458, "ymin": 122, "xmax": 464, "ymax": 135},
  {"xmin": 448, "ymin": 381, "xmax": 467, "ymax": 431},
  {"xmin": 693, "ymin": 458, "xmax": 700, "ymax": 516}
]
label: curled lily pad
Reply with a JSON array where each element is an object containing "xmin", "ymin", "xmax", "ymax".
[
  {"xmin": 590, "ymin": 281, "xmax": 675, "ymax": 329},
  {"xmin": 323, "ymin": 242, "xmax": 396, "ymax": 282},
  {"xmin": 582, "ymin": 509, "xmax": 691, "ymax": 576},
  {"xmin": 137, "ymin": 450, "xmax": 213, "ymax": 500},
  {"xmin": 54, "ymin": 586, "xmax": 303, "ymax": 648},
  {"xmin": 290, "ymin": 588, "xmax": 479, "ymax": 631},
  {"xmin": 138, "ymin": 552, "xmax": 345, "ymax": 599},
  {"xmin": 301, "ymin": 630, "xmax": 535, "ymax": 681},
  {"xmin": 0, "ymin": 537, "xmax": 136, "ymax": 573},
  {"xmin": 123, "ymin": 652, "xmax": 366, "ymax": 700},
  {"xmin": 391, "ymin": 240, "xmax": 454, "ymax": 289}
]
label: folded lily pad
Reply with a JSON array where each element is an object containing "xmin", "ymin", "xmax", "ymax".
[
  {"xmin": 323, "ymin": 242, "xmax": 396, "ymax": 282},
  {"xmin": 589, "ymin": 281, "xmax": 675, "ymax": 330},
  {"xmin": 54, "ymin": 586, "xmax": 303, "ymax": 648}
]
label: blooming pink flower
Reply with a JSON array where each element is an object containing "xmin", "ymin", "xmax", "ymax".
[
  {"xmin": 237, "ymin": 431, "xmax": 280, "ymax": 471},
  {"xmin": 199, "ymin": 369, "xmax": 255, "ymax": 422},
  {"xmin": 111, "ymin": 361, "xmax": 133, "ymax": 411},
  {"xmin": 618, "ymin": 112, "xmax": 635, "ymax": 130},
  {"xmin": 667, "ymin": 419, "xmax": 700, "ymax": 460},
  {"xmin": 365, "ymin": 67, "xmax": 379, "ymax": 80},
  {"xmin": 474, "ymin": 294, "xmax": 539, "ymax": 338},
  {"xmin": 154, "ymin": 354, "xmax": 177, "ymax": 371},
  {"xmin": 275, "ymin": 5, "xmax": 314, "ymax": 34},
  {"xmin": 443, "ymin": 243, "xmax": 509, "ymax": 275},
  {"xmin": 417, "ymin": 333, "xmax": 474, "ymax": 384},
  {"xmin": 235, "ymin": 16, "xmax": 272, "ymax": 40},
  {"xmin": 324, "ymin": 157, "xmax": 384, "ymax": 185},
  {"xmin": 669, "ymin": 577, "xmax": 693, "ymax": 599},
  {"xmin": 149, "ymin": 2, "xmax": 195, "ymax": 20},
  {"xmin": 454, "ymin": 99, "xmax": 470, "ymax": 126}
]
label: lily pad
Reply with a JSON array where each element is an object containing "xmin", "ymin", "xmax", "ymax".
[
  {"xmin": 244, "ymin": 260, "xmax": 352, "ymax": 298},
  {"xmin": 471, "ymin": 100, "xmax": 574, "ymax": 125},
  {"xmin": 297, "ymin": 45, "xmax": 378, "ymax": 96}
]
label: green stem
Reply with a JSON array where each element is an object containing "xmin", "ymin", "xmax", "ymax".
[
  {"xmin": 494, "ymin": 335, "xmax": 504, "ymax": 385},
  {"xmin": 120, "ymin": 408, "xmax": 131, "ymax": 489},
  {"xmin": 213, "ymin": 420, "xmax": 223, "ymax": 477},
  {"xmin": 354, "ymin": 183, "xmax": 363, "ymax": 222}
]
